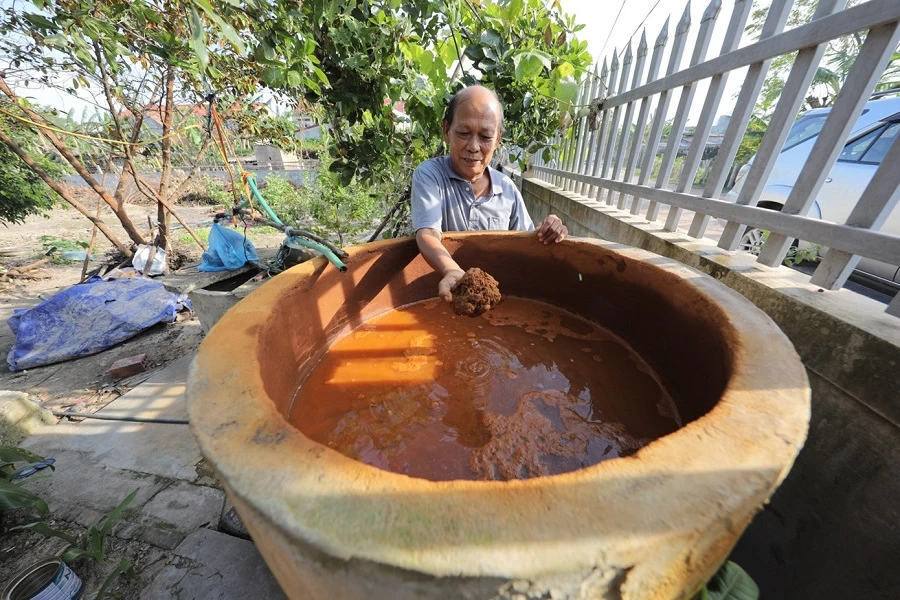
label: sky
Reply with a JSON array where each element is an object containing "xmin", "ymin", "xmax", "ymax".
[{"xmin": 560, "ymin": 0, "xmax": 773, "ymax": 124}]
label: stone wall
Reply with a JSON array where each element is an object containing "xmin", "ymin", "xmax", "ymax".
[{"xmin": 521, "ymin": 175, "xmax": 900, "ymax": 600}]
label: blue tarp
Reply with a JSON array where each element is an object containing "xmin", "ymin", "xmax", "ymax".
[
  {"xmin": 199, "ymin": 222, "xmax": 259, "ymax": 272},
  {"xmin": 7, "ymin": 277, "xmax": 190, "ymax": 372}
]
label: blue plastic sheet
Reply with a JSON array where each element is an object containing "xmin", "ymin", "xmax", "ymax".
[
  {"xmin": 7, "ymin": 277, "xmax": 190, "ymax": 372},
  {"xmin": 199, "ymin": 222, "xmax": 259, "ymax": 272}
]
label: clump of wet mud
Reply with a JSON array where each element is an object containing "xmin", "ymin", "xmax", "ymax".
[
  {"xmin": 451, "ymin": 268, "xmax": 501, "ymax": 317},
  {"xmin": 470, "ymin": 389, "xmax": 650, "ymax": 480}
]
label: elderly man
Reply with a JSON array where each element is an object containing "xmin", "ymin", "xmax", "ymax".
[{"xmin": 411, "ymin": 85, "xmax": 568, "ymax": 302}]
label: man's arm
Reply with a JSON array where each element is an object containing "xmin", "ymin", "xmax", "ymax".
[{"xmin": 416, "ymin": 228, "xmax": 465, "ymax": 302}]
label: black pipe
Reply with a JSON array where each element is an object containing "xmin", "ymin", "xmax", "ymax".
[{"xmin": 52, "ymin": 411, "xmax": 189, "ymax": 425}]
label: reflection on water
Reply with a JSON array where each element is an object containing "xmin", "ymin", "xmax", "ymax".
[{"xmin": 289, "ymin": 297, "xmax": 681, "ymax": 481}]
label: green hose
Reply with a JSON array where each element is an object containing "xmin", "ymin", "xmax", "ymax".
[
  {"xmin": 288, "ymin": 236, "xmax": 347, "ymax": 272},
  {"xmin": 247, "ymin": 176, "xmax": 284, "ymax": 226}
]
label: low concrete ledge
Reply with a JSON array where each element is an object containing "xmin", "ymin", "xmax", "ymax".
[{"xmin": 522, "ymin": 176, "xmax": 899, "ymax": 426}]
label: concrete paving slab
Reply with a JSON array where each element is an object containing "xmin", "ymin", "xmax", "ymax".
[
  {"xmin": 11, "ymin": 345, "xmax": 286, "ymax": 597},
  {"xmin": 20, "ymin": 354, "xmax": 200, "ymax": 481},
  {"xmin": 139, "ymin": 528, "xmax": 287, "ymax": 600},
  {"xmin": 21, "ymin": 419, "xmax": 200, "ymax": 481},
  {"xmin": 141, "ymin": 480, "xmax": 225, "ymax": 535},
  {"xmin": 97, "ymin": 353, "xmax": 193, "ymax": 420},
  {"xmin": 17, "ymin": 451, "xmax": 169, "ymax": 522}
]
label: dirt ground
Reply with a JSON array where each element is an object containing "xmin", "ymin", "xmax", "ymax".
[
  {"xmin": 0, "ymin": 187, "xmax": 283, "ymax": 412},
  {"xmin": 0, "ymin": 188, "xmax": 289, "ymax": 596},
  {"xmin": 0, "ymin": 515, "xmax": 168, "ymax": 599}
]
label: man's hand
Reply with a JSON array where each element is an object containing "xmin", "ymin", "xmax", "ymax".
[
  {"xmin": 536, "ymin": 214, "xmax": 568, "ymax": 245},
  {"xmin": 416, "ymin": 228, "xmax": 466, "ymax": 302},
  {"xmin": 438, "ymin": 269, "xmax": 465, "ymax": 302}
]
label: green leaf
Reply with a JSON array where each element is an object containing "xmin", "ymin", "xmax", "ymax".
[
  {"xmin": 96, "ymin": 557, "xmax": 135, "ymax": 600},
  {"xmin": 62, "ymin": 547, "xmax": 88, "ymax": 563},
  {"xmin": 552, "ymin": 75, "xmax": 579, "ymax": 104},
  {"xmin": 90, "ymin": 524, "xmax": 104, "ymax": 561},
  {"xmin": 22, "ymin": 13, "xmax": 56, "ymax": 31},
  {"xmin": 555, "ymin": 61, "xmax": 575, "ymax": 79},
  {"xmin": 187, "ymin": 7, "xmax": 209, "ymax": 72},
  {"xmin": 513, "ymin": 50, "xmax": 552, "ymax": 80},
  {"xmin": 12, "ymin": 521, "xmax": 77, "ymax": 544},
  {"xmin": 193, "ymin": 0, "xmax": 247, "ymax": 55},
  {"xmin": 261, "ymin": 66, "xmax": 284, "ymax": 87},
  {"xmin": 480, "ymin": 29, "xmax": 502, "ymax": 48},
  {"xmin": 705, "ymin": 561, "xmax": 759, "ymax": 600},
  {"xmin": 286, "ymin": 70, "xmax": 303, "ymax": 88},
  {"xmin": 100, "ymin": 488, "xmax": 138, "ymax": 538},
  {"xmin": 0, "ymin": 446, "xmax": 44, "ymax": 465},
  {"xmin": 312, "ymin": 66, "xmax": 329, "ymax": 86},
  {"xmin": 0, "ymin": 480, "xmax": 49, "ymax": 516}
]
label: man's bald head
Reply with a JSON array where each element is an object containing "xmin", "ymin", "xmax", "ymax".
[{"xmin": 443, "ymin": 85, "xmax": 505, "ymax": 133}]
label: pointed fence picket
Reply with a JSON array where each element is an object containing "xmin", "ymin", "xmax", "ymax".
[{"xmin": 529, "ymin": 0, "xmax": 900, "ymax": 317}]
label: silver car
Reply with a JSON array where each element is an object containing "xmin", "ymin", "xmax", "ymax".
[{"xmin": 725, "ymin": 93, "xmax": 900, "ymax": 292}]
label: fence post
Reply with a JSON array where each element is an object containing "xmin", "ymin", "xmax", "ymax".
[
  {"xmin": 571, "ymin": 64, "xmax": 602, "ymax": 194},
  {"xmin": 634, "ymin": 4, "xmax": 691, "ymax": 219},
  {"xmin": 576, "ymin": 60, "xmax": 609, "ymax": 196},
  {"xmin": 608, "ymin": 32, "xmax": 648, "ymax": 207},
  {"xmin": 650, "ymin": 0, "xmax": 721, "ymax": 228},
  {"xmin": 621, "ymin": 23, "xmax": 669, "ymax": 212},
  {"xmin": 757, "ymin": 20, "xmax": 900, "ymax": 266},
  {"xmin": 666, "ymin": 0, "xmax": 754, "ymax": 233},
  {"xmin": 549, "ymin": 133, "xmax": 562, "ymax": 187},
  {"xmin": 687, "ymin": 0, "xmax": 794, "ymax": 239},
  {"xmin": 598, "ymin": 42, "xmax": 634, "ymax": 203},
  {"xmin": 810, "ymin": 132, "xmax": 900, "ymax": 292},
  {"xmin": 563, "ymin": 78, "xmax": 595, "ymax": 191},
  {"xmin": 584, "ymin": 50, "xmax": 620, "ymax": 199},
  {"xmin": 718, "ymin": 0, "xmax": 850, "ymax": 251}
]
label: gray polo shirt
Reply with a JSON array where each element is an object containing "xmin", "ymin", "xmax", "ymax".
[{"xmin": 411, "ymin": 156, "xmax": 535, "ymax": 233}]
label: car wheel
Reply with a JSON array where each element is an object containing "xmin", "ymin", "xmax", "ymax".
[{"xmin": 738, "ymin": 227, "xmax": 766, "ymax": 255}]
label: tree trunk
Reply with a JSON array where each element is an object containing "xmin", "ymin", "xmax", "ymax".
[
  {"xmin": 0, "ymin": 77, "xmax": 146, "ymax": 246},
  {"xmin": 0, "ymin": 127, "xmax": 132, "ymax": 256},
  {"xmin": 157, "ymin": 65, "xmax": 176, "ymax": 254}
]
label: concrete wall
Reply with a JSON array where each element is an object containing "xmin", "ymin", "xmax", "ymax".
[
  {"xmin": 521, "ymin": 175, "xmax": 900, "ymax": 600},
  {"xmin": 64, "ymin": 168, "xmax": 316, "ymax": 192}
]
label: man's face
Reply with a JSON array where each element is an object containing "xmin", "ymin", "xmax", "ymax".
[{"xmin": 442, "ymin": 95, "xmax": 502, "ymax": 183}]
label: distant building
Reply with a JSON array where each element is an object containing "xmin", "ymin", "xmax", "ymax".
[
  {"xmin": 254, "ymin": 144, "xmax": 302, "ymax": 170},
  {"xmin": 291, "ymin": 110, "xmax": 321, "ymax": 141},
  {"xmin": 711, "ymin": 115, "xmax": 731, "ymax": 135}
]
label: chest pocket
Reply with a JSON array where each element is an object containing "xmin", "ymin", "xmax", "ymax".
[{"xmin": 468, "ymin": 213, "xmax": 502, "ymax": 231}]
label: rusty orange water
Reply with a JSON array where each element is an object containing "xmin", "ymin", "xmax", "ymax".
[{"xmin": 289, "ymin": 297, "xmax": 681, "ymax": 481}]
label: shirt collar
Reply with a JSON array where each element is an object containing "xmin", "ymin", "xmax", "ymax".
[{"xmin": 442, "ymin": 156, "xmax": 503, "ymax": 196}]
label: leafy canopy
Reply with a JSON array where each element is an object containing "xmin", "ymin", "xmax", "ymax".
[
  {"xmin": 0, "ymin": 104, "xmax": 65, "ymax": 225},
  {"xmin": 203, "ymin": 0, "xmax": 594, "ymax": 182}
]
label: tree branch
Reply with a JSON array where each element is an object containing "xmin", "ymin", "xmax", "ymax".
[
  {"xmin": 0, "ymin": 76, "xmax": 146, "ymax": 245},
  {"xmin": 0, "ymin": 127, "xmax": 132, "ymax": 256}
]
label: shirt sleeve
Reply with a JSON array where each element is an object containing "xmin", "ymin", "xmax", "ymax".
[
  {"xmin": 411, "ymin": 161, "xmax": 445, "ymax": 232},
  {"xmin": 508, "ymin": 185, "xmax": 535, "ymax": 232}
]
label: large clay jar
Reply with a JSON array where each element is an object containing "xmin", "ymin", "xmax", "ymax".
[{"xmin": 187, "ymin": 234, "xmax": 809, "ymax": 600}]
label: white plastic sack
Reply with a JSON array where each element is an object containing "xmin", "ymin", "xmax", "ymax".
[{"xmin": 132, "ymin": 245, "xmax": 167, "ymax": 276}]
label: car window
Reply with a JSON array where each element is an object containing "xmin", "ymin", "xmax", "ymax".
[
  {"xmin": 782, "ymin": 115, "xmax": 828, "ymax": 151},
  {"xmin": 838, "ymin": 125, "xmax": 885, "ymax": 162},
  {"xmin": 860, "ymin": 122, "xmax": 900, "ymax": 164}
]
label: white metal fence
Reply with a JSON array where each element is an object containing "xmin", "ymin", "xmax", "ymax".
[{"xmin": 530, "ymin": 0, "xmax": 900, "ymax": 317}]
